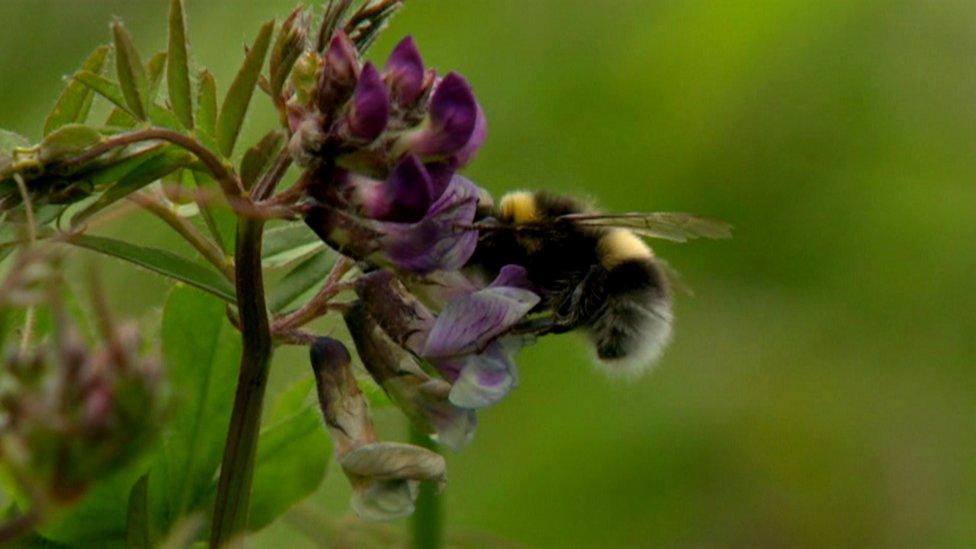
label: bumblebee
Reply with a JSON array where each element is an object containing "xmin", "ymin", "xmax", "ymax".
[{"xmin": 466, "ymin": 190, "xmax": 731, "ymax": 374}]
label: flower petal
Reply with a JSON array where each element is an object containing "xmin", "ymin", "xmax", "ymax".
[
  {"xmin": 341, "ymin": 442, "xmax": 446, "ymax": 483},
  {"xmin": 355, "ymin": 270, "xmax": 435, "ymax": 353},
  {"xmin": 351, "ymin": 480, "xmax": 417, "ymax": 522},
  {"xmin": 318, "ymin": 30, "xmax": 360, "ymax": 112},
  {"xmin": 488, "ymin": 264, "xmax": 535, "ymax": 291},
  {"xmin": 446, "ymin": 341, "xmax": 518, "ymax": 409},
  {"xmin": 397, "ymin": 72, "xmax": 478, "ymax": 158},
  {"xmin": 345, "ymin": 304, "xmax": 478, "ymax": 452},
  {"xmin": 381, "ymin": 175, "xmax": 479, "ymax": 274},
  {"xmin": 454, "ymin": 101, "xmax": 486, "ymax": 167},
  {"xmin": 384, "ymin": 36, "xmax": 425, "ymax": 107},
  {"xmin": 380, "ymin": 155, "xmax": 433, "ymax": 222},
  {"xmin": 345, "ymin": 63, "xmax": 389, "ymax": 142},
  {"xmin": 424, "ymin": 158, "xmax": 458, "ymax": 200},
  {"xmin": 421, "ymin": 281, "xmax": 540, "ymax": 358}
]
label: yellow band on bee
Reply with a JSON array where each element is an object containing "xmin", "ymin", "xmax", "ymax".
[
  {"xmin": 498, "ymin": 191, "xmax": 538, "ymax": 224},
  {"xmin": 598, "ymin": 229, "xmax": 653, "ymax": 268}
]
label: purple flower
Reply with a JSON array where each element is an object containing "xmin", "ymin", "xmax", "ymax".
[
  {"xmin": 384, "ymin": 36, "xmax": 426, "ymax": 107},
  {"xmin": 318, "ymin": 30, "xmax": 360, "ymax": 113},
  {"xmin": 350, "ymin": 155, "xmax": 434, "ymax": 223},
  {"xmin": 422, "ymin": 265, "xmax": 539, "ymax": 358},
  {"xmin": 306, "ymin": 171, "xmax": 478, "ymax": 274},
  {"xmin": 344, "ymin": 63, "xmax": 390, "ymax": 142},
  {"xmin": 395, "ymin": 73, "xmax": 480, "ymax": 159},
  {"xmin": 441, "ymin": 338, "xmax": 526, "ymax": 409},
  {"xmin": 380, "ymin": 173, "xmax": 480, "ymax": 274},
  {"xmin": 454, "ymin": 101, "xmax": 486, "ymax": 167},
  {"xmin": 420, "ymin": 266, "xmax": 539, "ymax": 408},
  {"xmin": 345, "ymin": 303, "xmax": 477, "ymax": 451},
  {"xmin": 356, "ymin": 266, "xmax": 539, "ymax": 410}
]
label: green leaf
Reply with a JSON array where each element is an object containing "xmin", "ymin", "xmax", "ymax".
[
  {"xmin": 146, "ymin": 51, "xmax": 168, "ymax": 101},
  {"xmin": 270, "ymin": 8, "xmax": 306, "ymax": 98},
  {"xmin": 248, "ymin": 406, "xmax": 330, "ymax": 531},
  {"xmin": 44, "ymin": 45, "xmax": 111, "ymax": 136},
  {"xmin": 215, "ymin": 20, "xmax": 274, "ymax": 157},
  {"xmin": 75, "ymin": 71, "xmax": 184, "ymax": 131},
  {"xmin": 38, "ymin": 124, "xmax": 104, "ymax": 164},
  {"xmin": 239, "ymin": 129, "xmax": 285, "ymax": 190},
  {"xmin": 268, "ymin": 376, "xmax": 315, "ymax": 424},
  {"xmin": 40, "ymin": 463, "xmax": 147, "ymax": 544},
  {"xmin": 112, "ymin": 21, "xmax": 150, "ymax": 120},
  {"xmin": 73, "ymin": 148, "xmax": 191, "ymax": 225},
  {"xmin": 76, "ymin": 143, "xmax": 169, "ymax": 188},
  {"xmin": 126, "ymin": 474, "xmax": 151, "ymax": 549},
  {"xmin": 74, "ymin": 70, "xmax": 135, "ymax": 117},
  {"xmin": 268, "ymin": 249, "xmax": 335, "ymax": 313},
  {"xmin": 106, "ymin": 107, "xmax": 138, "ymax": 129},
  {"xmin": 168, "ymin": 0, "xmax": 194, "ymax": 130},
  {"xmin": 262, "ymin": 223, "xmax": 324, "ymax": 268},
  {"xmin": 195, "ymin": 69, "xmax": 217, "ymax": 139},
  {"xmin": 151, "ymin": 286, "xmax": 241, "ymax": 532},
  {"xmin": 70, "ymin": 234, "xmax": 236, "ymax": 303}
]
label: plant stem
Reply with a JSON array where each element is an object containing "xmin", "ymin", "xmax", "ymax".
[
  {"xmin": 129, "ymin": 191, "xmax": 233, "ymax": 280},
  {"xmin": 210, "ymin": 216, "xmax": 272, "ymax": 547},
  {"xmin": 271, "ymin": 255, "xmax": 352, "ymax": 332},
  {"xmin": 409, "ymin": 425, "xmax": 443, "ymax": 549},
  {"xmin": 63, "ymin": 128, "xmax": 243, "ymax": 198},
  {"xmin": 13, "ymin": 174, "xmax": 37, "ymax": 355}
]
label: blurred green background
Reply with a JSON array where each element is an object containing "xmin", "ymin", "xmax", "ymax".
[{"xmin": 3, "ymin": 0, "xmax": 975, "ymax": 546}]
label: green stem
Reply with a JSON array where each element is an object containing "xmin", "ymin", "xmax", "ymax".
[
  {"xmin": 410, "ymin": 426, "xmax": 443, "ymax": 549},
  {"xmin": 210, "ymin": 216, "xmax": 272, "ymax": 547}
]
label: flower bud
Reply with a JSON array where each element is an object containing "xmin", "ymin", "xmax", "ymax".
[
  {"xmin": 287, "ymin": 114, "xmax": 328, "ymax": 167},
  {"xmin": 290, "ymin": 51, "xmax": 322, "ymax": 106},
  {"xmin": 310, "ymin": 337, "xmax": 375, "ymax": 456},
  {"xmin": 343, "ymin": 63, "xmax": 389, "ymax": 143},
  {"xmin": 271, "ymin": 7, "xmax": 311, "ymax": 97},
  {"xmin": 310, "ymin": 335, "xmax": 447, "ymax": 521},
  {"xmin": 317, "ymin": 31, "xmax": 361, "ymax": 114},
  {"xmin": 383, "ymin": 36, "xmax": 425, "ymax": 107}
]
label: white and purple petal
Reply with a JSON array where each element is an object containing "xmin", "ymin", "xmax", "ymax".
[
  {"xmin": 421, "ymin": 275, "xmax": 540, "ymax": 358},
  {"xmin": 380, "ymin": 174, "xmax": 480, "ymax": 274},
  {"xmin": 446, "ymin": 341, "xmax": 518, "ymax": 409}
]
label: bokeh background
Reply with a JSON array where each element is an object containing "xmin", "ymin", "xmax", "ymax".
[{"xmin": 2, "ymin": 0, "xmax": 975, "ymax": 546}]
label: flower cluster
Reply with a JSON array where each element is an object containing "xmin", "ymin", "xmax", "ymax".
[
  {"xmin": 291, "ymin": 29, "xmax": 486, "ymax": 275},
  {"xmin": 295, "ymin": 26, "xmax": 543, "ymax": 520},
  {"xmin": 0, "ymin": 270, "xmax": 163, "ymax": 505}
]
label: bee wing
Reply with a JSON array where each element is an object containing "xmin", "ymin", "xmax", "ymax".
[
  {"xmin": 653, "ymin": 257, "xmax": 694, "ymax": 297},
  {"xmin": 561, "ymin": 212, "xmax": 733, "ymax": 242}
]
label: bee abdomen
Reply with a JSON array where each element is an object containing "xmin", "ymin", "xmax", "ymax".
[{"xmin": 589, "ymin": 259, "xmax": 672, "ymax": 375}]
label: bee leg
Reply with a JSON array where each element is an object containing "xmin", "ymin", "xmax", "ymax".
[{"xmin": 509, "ymin": 315, "xmax": 575, "ymax": 337}]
